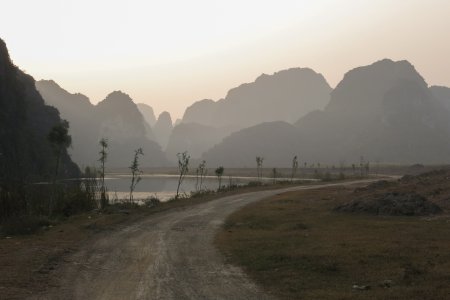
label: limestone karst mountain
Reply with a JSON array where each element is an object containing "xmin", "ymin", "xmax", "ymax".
[
  {"xmin": 430, "ymin": 86, "xmax": 450, "ymax": 111},
  {"xmin": 202, "ymin": 122, "xmax": 301, "ymax": 167},
  {"xmin": 294, "ymin": 59, "xmax": 450, "ymax": 164},
  {"xmin": 182, "ymin": 68, "xmax": 332, "ymax": 129},
  {"xmin": 94, "ymin": 91, "xmax": 167, "ymax": 167},
  {"xmin": 136, "ymin": 103, "xmax": 158, "ymax": 141},
  {"xmin": 153, "ymin": 111, "xmax": 173, "ymax": 149},
  {"xmin": 170, "ymin": 68, "xmax": 332, "ymax": 160},
  {"xmin": 202, "ymin": 59, "xmax": 450, "ymax": 166},
  {"xmin": 36, "ymin": 82, "xmax": 167, "ymax": 168},
  {"xmin": 0, "ymin": 39, "xmax": 79, "ymax": 182},
  {"xmin": 137, "ymin": 103, "xmax": 157, "ymax": 127},
  {"xmin": 36, "ymin": 80, "xmax": 98, "ymax": 166},
  {"xmin": 165, "ymin": 123, "xmax": 227, "ymax": 161}
]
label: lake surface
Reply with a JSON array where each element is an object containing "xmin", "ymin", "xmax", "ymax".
[{"xmin": 104, "ymin": 174, "xmax": 284, "ymax": 202}]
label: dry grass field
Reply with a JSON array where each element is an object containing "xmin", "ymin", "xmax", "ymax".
[{"xmin": 216, "ymin": 171, "xmax": 450, "ymax": 299}]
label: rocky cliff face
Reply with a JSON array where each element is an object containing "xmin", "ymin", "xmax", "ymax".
[{"xmin": 0, "ymin": 38, "xmax": 79, "ymax": 182}]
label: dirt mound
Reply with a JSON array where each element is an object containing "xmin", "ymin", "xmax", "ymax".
[{"xmin": 335, "ymin": 192, "xmax": 442, "ymax": 216}]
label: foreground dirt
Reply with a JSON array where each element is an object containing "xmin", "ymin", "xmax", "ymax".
[
  {"xmin": 0, "ymin": 212, "xmax": 142, "ymax": 300},
  {"xmin": 0, "ymin": 182, "xmax": 308, "ymax": 300},
  {"xmin": 0, "ymin": 180, "xmax": 372, "ymax": 300}
]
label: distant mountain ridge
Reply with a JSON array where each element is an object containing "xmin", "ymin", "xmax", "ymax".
[
  {"xmin": 167, "ymin": 67, "xmax": 332, "ymax": 161},
  {"xmin": 36, "ymin": 81, "xmax": 168, "ymax": 168},
  {"xmin": 182, "ymin": 68, "xmax": 332, "ymax": 129},
  {"xmin": 34, "ymin": 58, "xmax": 450, "ymax": 168},
  {"xmin": 202, "ymin": 59, "xmax": 450, "ymax": 166}
]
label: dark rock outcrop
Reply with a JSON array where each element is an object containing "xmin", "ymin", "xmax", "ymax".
[{"xmin": 0, "ymin": 39, "xmax": 79, "ymax": 182}]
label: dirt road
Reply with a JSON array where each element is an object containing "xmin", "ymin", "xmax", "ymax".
[{"xmin": 34, "ymin": 180, "xmax": 375, "ymax": 300}]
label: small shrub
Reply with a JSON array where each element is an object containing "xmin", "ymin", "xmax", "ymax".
[
  {"xmin": 144, "ymin": 195, "xmax": 161, "ymax": 207},
  {"xmin": 322, "ymin": 172, "xmax": 332, "ymax": 181},
  {"xmin": 190, "ymin": 189, "xmax": 215, "ymax": 198}
]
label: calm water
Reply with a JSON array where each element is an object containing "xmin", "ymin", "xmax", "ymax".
[{"xmin": 104, "ymin": 174, "xmax": 276, "ymax": 202}]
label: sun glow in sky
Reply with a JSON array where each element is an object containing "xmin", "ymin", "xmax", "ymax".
[{"xmin": 2, "ymin": 0, "xmax": 450, "ymax": 119}]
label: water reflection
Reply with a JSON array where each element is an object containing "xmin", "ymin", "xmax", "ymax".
[{"xmin": 105, "ymin": 174, "xmax": 273, "ymax": 201}]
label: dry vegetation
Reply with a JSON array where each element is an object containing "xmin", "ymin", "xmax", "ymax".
[{"xmin": 216, "ymin": 170, "xmax": 450, "ymax": 300}]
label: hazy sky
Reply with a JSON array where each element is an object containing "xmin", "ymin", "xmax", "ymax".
[{"xmin": 2, "ymin": 0, "xmax": 450, "ymax": 119}]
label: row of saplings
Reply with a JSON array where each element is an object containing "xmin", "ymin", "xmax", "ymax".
[
  {"xmin": 0, "ymin": 120, "xmax": 370, "ymax": 235},
  {"xmin": 0, "ymin": 119, "xmax": 300, "ymax": 235}
]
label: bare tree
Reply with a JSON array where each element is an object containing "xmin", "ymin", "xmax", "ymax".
[
  {"xmin": 359, "ymin": 156, "xmax": 364, "ymax": 177},
  {"xmin": 195, "ymin": 160, "xmax": 207, "ymax": 191},
  {"xmin": 291, "ymin": 155, "xmax": 298, "ymax": 182},
  {"xmin": 129, "ymin": 148, "xmax": 144, "ymax": 203},
  {"xmin": 215, "ymin": 166, "xmax": 224, "ymax": 190},
  {"xmin": 98, "ymin": 138, "xmax": 108, "ymax": 209},
  {"xmin": 176, "ymin": 151, "xmax": 190, "ymax": 199},
  {"xmin": 256, "ymin": 156, "xmax": 264, "ymax": 180}
]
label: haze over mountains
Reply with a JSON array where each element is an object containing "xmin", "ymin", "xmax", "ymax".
[
  {"xmin": 36, "ymin": 81, "xmax": 167, "ymax": 168},
  {"xmin": 204, "ymin": 59, "xmax": 450, "ymax": 167},
  {"xmin": 182, "ymin": 68, "xmax": 331, "ymax": 129},
  {"xmin": 11, "ymin": 36, "xmax": 446, "ymax": 170},
  {"xmin": 169, "ymin": 68, "xmax": 331, "ymax": 160}
]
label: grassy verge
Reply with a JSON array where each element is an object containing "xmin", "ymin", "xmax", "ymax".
[{"xmin": 215, "ymin": 185, "xmax": 450, "ymax": 300}]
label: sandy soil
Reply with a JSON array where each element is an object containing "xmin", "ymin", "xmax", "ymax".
[{"xmin": 31, "ymin": 180, "xmax": 376, "ymax": 300}]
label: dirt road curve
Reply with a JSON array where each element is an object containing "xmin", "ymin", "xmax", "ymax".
[{"xmin": 34, "ymin": 180, "xmax": 375, "ymax": 300}]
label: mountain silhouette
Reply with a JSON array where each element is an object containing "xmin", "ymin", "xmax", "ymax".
[
  {"xmin": 153, "ymin": 111, "xmax": 173, "ymax": 149},
  {"xmin": 295, "ymin": 59, "xmax": 450, "ymax": 164},
  {"xmin": 36, "ymin": 83, "xmax": 167, "ymax": 168},
  {"xmin": 430, "ymin": 86, "xmax": 450, "ymax": 111},
  {"xmin": 0, "ymin": 39, "xmax": 79, "ymax": 183},
  {"xmin": 182, "ymin": 68, "xmax": 331, "ymax": 129},
  {"xmin": 36, "ymin": 80, "xmax": 98, "ymax": 165},
  {"xmin": 168, "ymin": 68, "xmax": 331, "ymax": 160},
  {"xmin": 165, "ymin": 123, "xmax": 227, "ymax": 161},
  {"xmin": 203, "ymin": 122, "xmax": 301, "ymax": 167},
  {"xmin": 137, "ymin": 103, "xmax": 157, "ymax": 127},
  {"xmin": 202, "ymin": 59, "xmax": 450, "ymax": 166}
]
